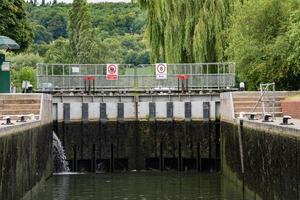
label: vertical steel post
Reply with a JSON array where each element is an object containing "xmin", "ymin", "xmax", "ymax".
[
  {"xmin": 206, "ymin": 64, "xmax": 208, "ymax": 89},
  {"xmin": 36, "ymin": 64, "xmax": 39, "ymax": 91},
  {"xmin": 68, "ymin": 65, "xmax": 71, "ymax": 90},
  {"xmin": 62, "ymin": 65, "xmax": 65, "ymax": 90},
  {"xmin": 45, "ymin": 64, "xmax": 47, "ymax": 85},
  {"xmin": 217, "ymin": 63, "xmax": 220, "ymax": 90}
]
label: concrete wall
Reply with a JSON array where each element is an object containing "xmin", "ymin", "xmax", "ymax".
[
  {"xmin": 51, "ymin": 94, "xmax": 221, "ymax": 172},
  {"xmin": 221, "ymin": 120, "xmax": 300, "ymax": 200},
  {"xmin": 220, "ymin": 92, "xmax": 234, "ymax": 122},
  {"xmin": 52, "ymin": 94, "xmax": 220, "ymax": 122},
  {"xmin": 0, "ymin": 94, "xmax": 53, "ymax": 200}
]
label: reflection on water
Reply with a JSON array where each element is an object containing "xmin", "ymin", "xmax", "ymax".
[{"xmin": 34, "ymin": 172, "xmax": 254, "ymax": 200}]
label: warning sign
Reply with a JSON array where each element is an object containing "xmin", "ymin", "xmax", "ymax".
[
  {"xmin": 156, "ymin": 63, "xmax": 167, "ymax": 79},
  {"xmin": 106, "ymin": 64, "xmax": 119, "ymax": 80}
]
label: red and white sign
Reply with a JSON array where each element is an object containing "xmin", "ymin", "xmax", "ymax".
[
  {"xmin": 106, "ymin": 64, "xmax": 119, "ymax": 80},
  {"xmin": 155, "ymin": 63, "xmax": 167, "ymax": 79}
]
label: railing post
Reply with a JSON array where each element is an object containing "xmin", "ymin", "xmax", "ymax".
[
  {"xmin": 46, "ymin": 64, "xmax": 49, "ymax": 88},
  {"xmin": 134, "ymin": 65, "xmax": 138, "ymax": 89},
  {"xmin": 206, "ymin": 64, "xmax": 208, "ymax": 90},
  {"xmin": 217, "ymin": 63, "xmax": 220, "ymax": 90},
  {"xmin": 63, "ymin": 64, "xmax": 65, "ymax": 90}
]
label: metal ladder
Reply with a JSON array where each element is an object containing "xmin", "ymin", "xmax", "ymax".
[{"xmin": 251, "ymin": 83, "xmax": 276, "ymax": 120}]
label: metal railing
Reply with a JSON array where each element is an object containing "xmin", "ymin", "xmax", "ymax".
[
  {"xmin": 251, "ymin": 83, "xmax": 276, "ymax": 119},
  {"xmin": 36, "ymin": 62, "xmax": 235, "ymax": 92}
]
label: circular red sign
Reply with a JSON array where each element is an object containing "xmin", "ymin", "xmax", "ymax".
[
  {"xmin": 157, "ymin": 64, "xmax": 166, "ymax": 73},
  {"xmin": 107, "ymin": 65, "xmax": 117, "ymax": 74}
]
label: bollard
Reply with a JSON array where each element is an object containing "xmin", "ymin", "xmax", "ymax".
[
  {"xmin": 2, "ymin": 116, "xmax": 13, "ymax": 125},
  {"xmin": 16, "ymin": 115, "xmax": 26, "ymax": 123},
  {"xmin": 249, "ymin": 112, "xmax": 257, "ymax": 120},
  {"xmin": 263, "ymin": 114, "xmax": 272, "ymax": 122},
  {"xmin": 280, "ymin": 115, "xmax": 294, "ymax": 125}
]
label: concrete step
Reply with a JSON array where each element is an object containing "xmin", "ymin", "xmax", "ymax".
[
  {"xmin": 235, "ymin": 107, "xmax": 282, "ymax": 113},
  {"xmin": 0, "ymin": 110, "xmax": 40, "ymax": 115},
  {"xmin": 233, "ymin": 97, "xmax": 284, "ymax": 102},
  {"xmin": 0, "ymin": 95, "xmax": 41, "ymax": 100},
  {"xmin": 0, "ymin": 104, "xmax": 40, "ymax": 109},
  {"xmin": 234, "ymin": 101, "xmax": 281, "ymax": 107},
  {"xmin": 232, "ymin": 91, "xmax": 290, "ymax": 97},
  {"xmin": 0, "ymin": 99, "xmax": 40, "ymax": 104}
]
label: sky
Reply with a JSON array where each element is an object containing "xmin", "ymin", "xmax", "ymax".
[{"xmin": 37, "ymin": 0, "xmax": 131, "ymax": 3}]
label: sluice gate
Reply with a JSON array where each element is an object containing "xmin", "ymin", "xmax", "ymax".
[{"xmin": 52, "ymin": 93, "xmax": 221, "ymax": 172}]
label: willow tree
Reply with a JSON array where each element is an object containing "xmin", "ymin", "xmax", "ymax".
[
  {"xmin": 69, "ymin": 0, "xmax": 95, "ymax": 63},
  {"xmin": 136, "ymin": 0, "xmax": 233, "ymax": 63}
]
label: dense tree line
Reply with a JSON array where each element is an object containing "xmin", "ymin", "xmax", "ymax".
[
  {"xmin": 227, "ymin": 0, "xmax": 300, "ymax": 90},
  {"xmin": 1, "ymin": 0, "xmax": 300, "ymax": 91},
  {"xmin": 1, "ymin": 1, "xmax": 149, "ymax": 91},
  {"xmin": 138, "ymin": 0, "xmax": 300, "ymax": 90},
  {"xmin": 26, "ymin": 2, "xmax": 149, "ymax": 64},
  {"xmin": 0, "ymin": 0, "xmax": 33, "ymax": 50}
]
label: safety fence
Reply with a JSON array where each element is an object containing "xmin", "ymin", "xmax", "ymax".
[{"xmin": 36, "ymin": 63, "xmax": 235, "ymax": 91}]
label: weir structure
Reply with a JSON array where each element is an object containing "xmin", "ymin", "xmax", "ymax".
[
  {"xmin": 1, "ymin": 61, "xmax": 300, "ymax": 200},
  {"xmin": 52, "ymin": 93, "xmax": 221, "ymax": 172},
  {"xmin": 43, "ymin": 62, "xmax": 234, "ymax": 173},
  {"xmin": 44, "ymin": 62, "xmax": 231, "ymax": 172}
]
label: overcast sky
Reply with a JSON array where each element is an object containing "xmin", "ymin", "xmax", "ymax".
[{"xmin": 37, "ymin": 0, "xmax": 131, "ymax": 3}]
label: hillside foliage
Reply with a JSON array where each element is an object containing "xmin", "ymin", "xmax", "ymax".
[
  {"xmin": 1, "ymin": 0, "xmax": 300, "ymax": 90},
  {"xmin": 139, "ymin": 0, "xmax": 300, "ymax": 90}
]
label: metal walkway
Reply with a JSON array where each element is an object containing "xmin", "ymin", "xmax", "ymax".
[{"xmin": 36, "ymin": 62, "xmax": 235, "ymax": 93}]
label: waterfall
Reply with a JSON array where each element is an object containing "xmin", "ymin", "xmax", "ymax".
[{"xmin": 53, "ymin": 132, "xmax": 70, "ymax": 173}]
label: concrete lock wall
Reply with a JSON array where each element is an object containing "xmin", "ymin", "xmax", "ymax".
[
  {"xmin": 53, "ymin": 101, "xmax": 217, "ymax": 121},
  {"xmin": 52, "ymin": 94, "xmax": 221, "ymax": 172},
  {"xmin": 0, "ymin": 94, "xmax": 53, "ymax": 200},
  {"xmin": 52, "ymin": 95, "xmax": 220, "ymax": 122},
  {"xmin": 221, "ymin": 121, "xmax": 300, "ymax": 200}
]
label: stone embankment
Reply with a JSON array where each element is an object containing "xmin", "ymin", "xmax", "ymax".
[
  {"xmin": 221, "ymin": 91, "xmax": 300, "ymax": 200},
  {"xmin": 0, "ymin": 94, "xmax": 52, "ymax": 200}
]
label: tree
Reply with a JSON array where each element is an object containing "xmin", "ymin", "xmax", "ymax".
[
  {"xmin": 53, "ymin": 0, "xmax": 57, "ymax": 5},
  {"xmin": 28, "ymin": 6, "xmax": 68, "ymax": 43},
  {"xmin": 44, "ymin": 37, "xmax": 73, "ymax": 63},
  {"xmin": 69, "ymin": 0, "xmax": 95, "ymax": 63},
  {"xmin": 226, "ymin": 0, "xmax": 300, "ymax": 90},
  {"xmin": 45, "ymin": 12, "xmax": 68, "ymax": 39},
  {"xmin": 11, "ymin": 66, "xmax": 36, "ymax": 92},
  {"xmin": 33, "ymin": 24, "xmax": 53, "ymax": 44},
  {"xmin": 0, "ymin": 0, "xmax": 33, "ymax": 50},
  {"xmin": 6, "ymin": 52, "xmax": 43, "ymax": 68},
  {"xmin": 26, "ymin": 2, "xmax": 148, "ymax": 64},
  {"xmin": 136, "ymin": 0, "xmax": 233, "ymax": 63}
]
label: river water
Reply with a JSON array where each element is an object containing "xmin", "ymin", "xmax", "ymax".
[{"xmin": 34, "ymin": 172, "xmax": 254, "ymax": 200}]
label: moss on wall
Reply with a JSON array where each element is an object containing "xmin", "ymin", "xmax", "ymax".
[
  {"xmin": 0, "ymin": 123, "xmax": 53, "ymax": 200},
  {"xmin": 55, "ymin": 120, "xmax": 219, "ymax": 171},
  {"xmin": 221, "ymin": 121, "xmax": 300, "ymax": 200}
]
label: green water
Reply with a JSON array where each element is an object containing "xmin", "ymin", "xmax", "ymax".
[{"xmin": 34, "ymin": 172, "xmax": 254, "ymax": 200}]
